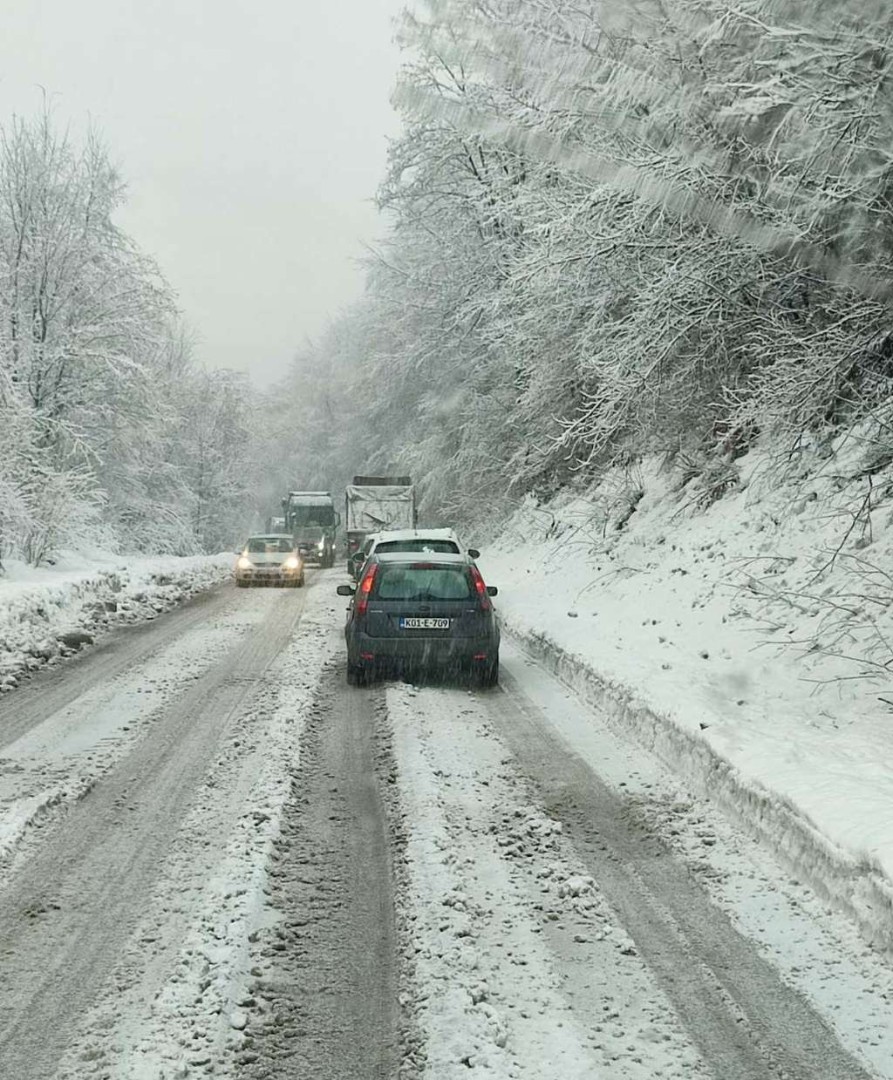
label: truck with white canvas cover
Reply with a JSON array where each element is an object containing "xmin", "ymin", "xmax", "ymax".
[{"xmin": 344, "ymin": 475, "xmax": 415, "ymax": 570}]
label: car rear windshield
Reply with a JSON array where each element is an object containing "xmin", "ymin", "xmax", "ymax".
[
  {"xmin": 375, "ymin": 539, "xmax": 460, "ymax": 554},
  {"xmin": 374, "ymin": 564, "xmax": 472, "ymax": 601},
  {"xmin": 247, "ymin": 538, "xmax": 293, "ymax": 553}
]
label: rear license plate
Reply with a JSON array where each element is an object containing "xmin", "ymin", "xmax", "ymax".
[{"xmin": 400, "ymin": 617, "xmax": 450, "ymax": 630}]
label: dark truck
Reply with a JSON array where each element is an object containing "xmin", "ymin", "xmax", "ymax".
[
  {"xmin": 344, "ymin": 475, "xmax": 416, "ymax": 571},
  {"xmin": 282, "ymin": 491, "xmax": 340, "ymax": 568}
]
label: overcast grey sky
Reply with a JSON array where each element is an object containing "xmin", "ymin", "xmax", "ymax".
[{"xmin": 0, "ymin": 0, "xmax": 408, "ymax": 384}]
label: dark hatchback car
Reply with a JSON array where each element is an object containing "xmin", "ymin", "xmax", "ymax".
[{"xmin": 336, "ymin": 552, "xmax": 499, "ymax": 686}]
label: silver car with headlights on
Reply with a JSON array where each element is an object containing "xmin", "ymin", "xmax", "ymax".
[{"xmin": 234, "ymin": 534, "xmax": 305, "ymax": 587}]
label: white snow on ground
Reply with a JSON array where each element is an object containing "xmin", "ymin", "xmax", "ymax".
[
  {"xmin": 55, "ymin": 581, "xmax": 343, "ymax": 1080},
  {"xmin": 0, "ymin": 548, "xmax": 233, "ymax": 690},
  {"xmin": 5, "ymin": 446, "xmax": 893, "ymax": 1077},
  {"xmin": 0, "ymin": 596, "xmax": 264, "ymax": 872},
  {"xmin": 477, "ymin": 440, "xmax": 893, "ymax": 950},
  {"xmin": 504, "ymin": 641, "xmax": 893, "ymax": 1078},
  {"xmin": 388, "ymin": 682, "xmax": 711, "ymax": 1079}
]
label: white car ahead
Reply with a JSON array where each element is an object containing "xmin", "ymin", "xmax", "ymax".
[{"xmin": 349, "ymin": 527, "xmax": 479, "ymax": 579}]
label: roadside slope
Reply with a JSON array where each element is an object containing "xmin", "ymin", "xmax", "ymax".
[{"xmin": 478, "ymin": 442, "xmax": 893, "ymax": 951}]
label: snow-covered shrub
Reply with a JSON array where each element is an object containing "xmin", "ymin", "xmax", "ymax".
[
  {"xmin": 19, "ymin": 468, "xmax": 105, "ymax": 566},
  {"xmin": 672, "ymin": 450, "xmax": 740, "ymax": 508}
]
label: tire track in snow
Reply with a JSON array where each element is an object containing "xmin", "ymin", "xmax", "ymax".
[
  {"xmin": 0, "ymin": 597, "xmax": 259, "ymax": 879},
  {"xmin": 385, "ymin": 681, "xmax": 709, "ymax": 1080},
  {"xmin": 239, "ymin": 667, "xmax": 398, "ymax": 1080},
  {"xmin": 53, "ymin": 577, "xmax": 344, "ymax": 1079},
  {"xmin": 0, "ymin": 588, "xmax": 304, "ymax": 1080},
  {"xmin": 0, "ymin": 581, "xmax": 233, "ymax": 751},
  {"xmin": 487, "ymin": 666, "xmax": 873, "ymax": 1080}
]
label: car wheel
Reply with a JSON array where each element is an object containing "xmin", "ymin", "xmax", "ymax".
[{"xmin": 347, "ymin": 662, "xmax": 366, "ymax": 686}]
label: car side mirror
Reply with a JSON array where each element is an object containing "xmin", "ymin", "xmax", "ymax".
[
  {"xmin": 467, "ymin": 548, "xmax": 480, "ymax": 559},
  {"xmin": 336, "ymin": 584, "xmax": 356, "ymax": 596},
  {"xmin": 486, "ymin": 585, "xmax": 498, "ymax": 596}
]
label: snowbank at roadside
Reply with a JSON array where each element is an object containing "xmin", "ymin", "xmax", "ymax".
[
  {"xmin": 0, "ymin": 549, "xmax": 233, "ymax": 689},
  {"xmin": 478, "ymin": 438, "xmax": 893, "ymax": 950}
]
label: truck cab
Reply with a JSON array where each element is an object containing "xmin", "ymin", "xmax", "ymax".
[{"xmin": 282, "ymin": 491, "xmax": 340, "ymax": 568}]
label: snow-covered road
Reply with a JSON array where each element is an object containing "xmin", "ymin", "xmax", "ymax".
[
  {"xmin": 0, "ymin": 571, "xmax": 890, "ymax": 1078},
  {"xmin": 388, "ymin": 646, "xmax": 889, "ymax": 1079}
]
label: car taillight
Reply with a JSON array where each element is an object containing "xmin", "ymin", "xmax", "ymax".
[
  {"xmin": 469, "ymin": 565, "xmax": 491, "ymax": 611},
  {"xmin": 356, "ymin": 563, "xmax": 378, "ymax": 616}
]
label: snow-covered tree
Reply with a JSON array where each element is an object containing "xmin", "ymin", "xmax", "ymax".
[
  {"xmin": 0, "ymin": 111, "xmax": 257, "ymax": 563},
  {"xmin": 268, "ymin": 0, "xmax": 893, "ymax": 532}
]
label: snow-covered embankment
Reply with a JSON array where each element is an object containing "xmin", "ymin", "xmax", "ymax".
[
  {"xmin": 479, "ymin": 444, "xmax": 893, "ymax": 952},
  {"xmin": 0, "ymin": 551, "xmax": 234, "ymax": 690}
]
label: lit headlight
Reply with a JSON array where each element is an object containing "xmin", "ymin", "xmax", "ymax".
[
  {"xmin": 237, "ymin": 556, "xmax": 252, "ymax": 570},
  {"xmin": 317, "ymin": 541, "xmax": 325, "ymax": 551},
  {"xmin": 284, "ymin": 556, "xmax": 301, "ymax": 569}
]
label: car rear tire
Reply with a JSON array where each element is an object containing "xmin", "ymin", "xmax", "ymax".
[{"xmin": 347, "ymin": 661, "xmax": 367, "ymax": 686}]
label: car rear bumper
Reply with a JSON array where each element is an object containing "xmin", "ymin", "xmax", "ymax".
[{"xmin": 347, "ymin": 630, "xmax": 498, "ymax": 669}]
